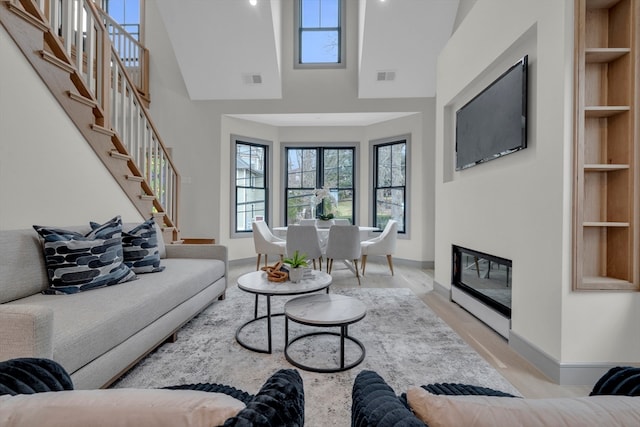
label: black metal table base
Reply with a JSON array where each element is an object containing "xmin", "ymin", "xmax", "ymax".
[
  {"xmin": 235, "ymin": 294, "xmax": 280, "ymax": 354},
  {"xmin": 236, "ymin": 289, "xmax": 332, "ymax": 354},
  {"xmin": 284, "ymin": 320, "xmax": 366, "ymax": 373},
  {"xmin": 235, "ymin": 312, "xmax": 285, "ymax": 354}
]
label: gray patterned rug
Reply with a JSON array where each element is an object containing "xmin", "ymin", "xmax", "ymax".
[{"xmin": 112, "ymin": 285, "xmax": 519, "ymax": 426}]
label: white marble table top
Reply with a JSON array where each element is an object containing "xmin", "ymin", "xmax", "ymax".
[
  {"xmin": 284, "ymin": 294, "xmax": 367, "ymax": 325},
  {"xmin": 237, "ymin": 270, "xmax": 332, "ymax": 296}
]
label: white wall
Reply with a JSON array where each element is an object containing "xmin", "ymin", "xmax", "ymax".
[
  {"xmin": 0, "ymin": 26, "xmax": 142, "ymax": 230},
  {"xmin": 145, "ymin": 0, "xmax": 437, "ymax": 264},
  {"xmin": 435, "ymin": 0, "xmax": 639, "ymax": 374}
]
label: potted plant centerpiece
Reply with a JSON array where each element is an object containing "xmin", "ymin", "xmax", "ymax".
[
  {"xmin": 314, "ymin": 186, "xmax": 336, "ymax": 228},
  {"xmin": 283, "ymin": 250, "xmax": 308, "ymax": 283}
]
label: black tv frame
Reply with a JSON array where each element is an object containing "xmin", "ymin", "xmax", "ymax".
[{"xmin": 455, "ymin": 55, "xmax": 528, "ymax": 171}]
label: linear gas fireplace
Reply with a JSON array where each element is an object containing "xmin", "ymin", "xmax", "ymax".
[{"xmin": 451, "ymin": 245, "xmax": 512, "ymax": 338}]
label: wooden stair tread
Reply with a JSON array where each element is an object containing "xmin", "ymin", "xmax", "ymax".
[
  {"xmin": 109, "ymin": 150, "xmax": 131, "ymax": 161},
  {"xmin": 39, "ymin": 50, "xmax": 74, "ymax": 73},
  {"xmin": 68, "ymin": 91, "xmax": 97, "ymax": 108}
]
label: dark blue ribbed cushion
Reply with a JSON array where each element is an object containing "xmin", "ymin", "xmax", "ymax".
[
  {"xmin": 351, "ymin": 370, "xmax": 425, "ymax": 427},
  {"xmin": 590, "ymin": 366, "xmax": 640, "ymax": 396},
  {"xmin": 163, "ymin": 383, "xmax": 254, "ymax": 404},
  {"xmin": 0, "ymin": 358, "xmax": 73, "ymax": 396},
  {"xmin": 223, "ymin": 369, "xmax": 304, "ymax": 427},
  {"xmin": 420, "ymin": 382, "xmax": 516, "ymax": 397}
]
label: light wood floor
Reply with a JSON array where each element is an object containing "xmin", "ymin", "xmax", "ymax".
[{"xmin": 230, "ymin": 258, "xmax": 591, "ymax": 398}]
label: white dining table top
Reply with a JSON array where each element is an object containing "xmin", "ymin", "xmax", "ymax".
[{"xmin": 273, "ymin": 225, "xmax": 378, "ymax": 232}]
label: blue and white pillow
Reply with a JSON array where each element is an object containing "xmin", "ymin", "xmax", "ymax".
[
  {"xmin": 33, "ymin": 216, "xmax": 136, "ymax": 295},
  {"xmin": 91, "ymin": 217, "xmax": 164, "ymax": 274},
  {"xmin": 121, "ymin": 217, "xmax": 165, "ymax": 274}
]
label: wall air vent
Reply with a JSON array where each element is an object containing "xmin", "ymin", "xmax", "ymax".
[
  {"xmin": 242, "ymin": 73, "xmax": 263, "ymax": 85},
  {"xmin": 376, "ymin": 70, "xmax": 396, "ymax": 81}
]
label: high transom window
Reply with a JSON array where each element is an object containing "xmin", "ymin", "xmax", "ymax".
[
  {"xmin": 102, "ymin": 0, "xmax": 141, "ymax": 40},
  {"xmin": 295, "ymin": 0, "xmax": 345, "ymax": 68},
  {"xmin": 285, "ymin": 146, "xmax": 355, "ymax": 225}
]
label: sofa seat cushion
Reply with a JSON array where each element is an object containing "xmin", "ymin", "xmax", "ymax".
[
  {"xmin": 0, "ymin": 388, "xmax": 245, "ymax": 427},
  {"xmin": 6, "ymin": 258, "xmax": 225, "ymax": 374}
]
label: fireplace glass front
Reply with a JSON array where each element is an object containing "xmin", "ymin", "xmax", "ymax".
[{"xmin": 452, "ymin": 246, "xmax": 512, "ymax": 318}]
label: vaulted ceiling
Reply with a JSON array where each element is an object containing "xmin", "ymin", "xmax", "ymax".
[{"xmin": 155, "ymin": 0, "xmax": 461, "ymax": 103}]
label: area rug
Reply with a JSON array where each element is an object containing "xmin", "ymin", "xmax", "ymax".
[{"xmin": 112, "ymin": 285, "xmax": 519, "ymax": 426}]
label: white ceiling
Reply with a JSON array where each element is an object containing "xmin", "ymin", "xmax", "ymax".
[{"xmin": 155, "ymin": 0, "xmax": 460, "ymax": 126}]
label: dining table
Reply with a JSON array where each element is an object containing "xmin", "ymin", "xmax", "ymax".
[{"xmin": 272, "ymin": 225, "xmax": 379, "ymax": 252}]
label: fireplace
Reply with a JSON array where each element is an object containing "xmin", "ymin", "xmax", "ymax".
[{"xmin": 451, "ymin": 245, "xmax": 511, "ymax": 338}]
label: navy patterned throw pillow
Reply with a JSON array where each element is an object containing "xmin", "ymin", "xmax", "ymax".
[
  {"xmin": 91, "ymin": 217, "xmax": 164, "ymax": 274},
  {"xmin": 33, "ymin": 216, "xmax": 136, "ymax": 295},
  {"xmin": 121, "ymin": 217, "xmax": 165, "ymax": 274}
]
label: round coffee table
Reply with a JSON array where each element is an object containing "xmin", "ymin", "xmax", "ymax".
[
  {"xmin": 284, "ymin": 294, "xmax": 366, "ymax": 373},
  {"xmin": 236, "ymin": 269, "xmax": 332, "ymax": 354}
]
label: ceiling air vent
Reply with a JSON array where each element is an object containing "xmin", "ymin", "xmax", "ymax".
[
  {"xmin": 242, "ymin": 73, "xmax": 262, "ymax": 85},
  {"xmin": 376, "ymin": 70, "xmax": 396, "ymax": 81}
]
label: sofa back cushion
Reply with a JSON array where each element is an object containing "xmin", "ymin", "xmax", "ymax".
[{"xmin": 0, "ymin": 229, "xmax": 51, "ymax": 303}]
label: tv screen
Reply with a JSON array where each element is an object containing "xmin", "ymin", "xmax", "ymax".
[{"xmin": 455, "ymin": 55, "xmax": 528, "ymax": 170}]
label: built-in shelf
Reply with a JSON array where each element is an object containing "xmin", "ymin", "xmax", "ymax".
[
  {"xmin": 583, "ymin": 221, "xmax": 630, "ymax": 227},
  {"xmin": 583, "ymin": 276, "xmax": 634, "ymax": 287},
  {"xmin": 584, "ymin": 164, "xmax": 630, "ymax": 171},
  {"xmin": 584, "ymin": 106, "xmax": 630, "ymax": 117},
  {"xmin": 585, "ymin": 48, "xmax": 630, "ymax": 62},
  {"xmin": 586, "ymin": 0, "xmax": 622, "ymax": 8},
  {"xmin": 573, "ymin": 0, "xmax": 637, "ymax": 290}
]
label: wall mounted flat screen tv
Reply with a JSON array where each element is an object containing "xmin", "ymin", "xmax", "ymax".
[{"xmin": 455, "ymin": 55, "xmax": 528, "ymax": 170}]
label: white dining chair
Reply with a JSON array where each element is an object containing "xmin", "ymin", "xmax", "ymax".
[
  {"xmin": 333, "ymin": 218, "xmax": 350, "ymax": 226},
  {"xmin": 286, "ymin": 225, "xmax": 323, "ymax": 270},
  {"xmin": 360, "ymin": 220, "xmax": 398, "ymax": 276},
  {"xmin": 252, "ymin": 221, "xmax": 286, "ymax": 270},
  {"xmin": 325, "ymin": 225, "xmax": 361, "ymax": 285}
]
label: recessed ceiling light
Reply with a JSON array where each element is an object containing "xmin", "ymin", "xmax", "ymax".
[{"xmin": 249, "ymin": 0, "xmax": 257, "ymax": 5}]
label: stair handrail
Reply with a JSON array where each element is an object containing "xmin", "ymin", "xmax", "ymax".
[{"xmin": 21, "ymin": 0, "xmax": 179, "ymax": 230}]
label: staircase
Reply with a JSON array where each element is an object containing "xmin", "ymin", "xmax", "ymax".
[{"xmin": 0, "ymin": 0, "xmax": 179, "ymax": 242}]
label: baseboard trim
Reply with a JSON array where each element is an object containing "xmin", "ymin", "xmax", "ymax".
[
  {"xmin": 508, "ymin": 331, "xmax": 638, "ymax": 386},
  {"xmin": 432, "ymin": 279, "xmax": 451, "ymax": 299}
]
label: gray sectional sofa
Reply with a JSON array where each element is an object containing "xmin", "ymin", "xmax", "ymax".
[{"xmin": 0, "ymin": 223, "xmax": 227, "ymax": 389}]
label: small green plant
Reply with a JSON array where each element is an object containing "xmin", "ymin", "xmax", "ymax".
[
  {"xmin": 318, "ymin": 212, "xmax": 334, "ymax": 221},
  {"xmin": 283, "ymin": 250, "xmax": 308, "ymax": 268}
]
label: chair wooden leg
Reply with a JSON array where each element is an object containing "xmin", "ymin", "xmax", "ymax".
[
  {"xmin": 327, "ymin": 259, "xmax": 333, "ymax": 273},
  {"xmin": 386, "ymin": 254, "xmax": 394, "ymax": 276},
  {"xmin": 312, "ymin": 259, "xmax": 317, "ymax": 270},
  {"xmin": 264, "ymin": 255, "xmax": 268, "ymax": 268},
  {"xmin": 361, "ymin": 255, "xmax": 368, "ymax": 276},
  {"xmin": 256, "ymin": 254, "xmax": 262, "ymax": 270},
  {"xmin": 353, "ymin": 259, "xmax": 361, "ymax": 286}
]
